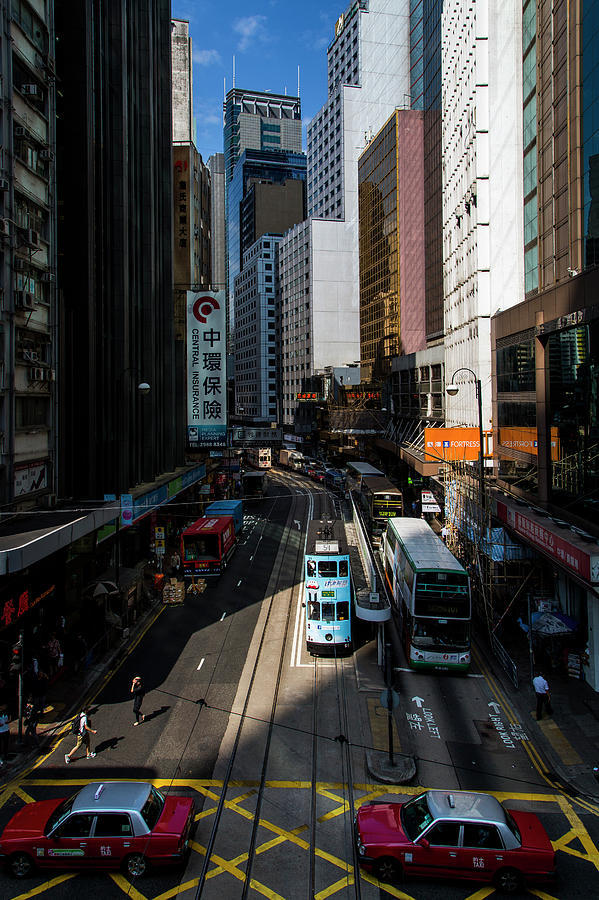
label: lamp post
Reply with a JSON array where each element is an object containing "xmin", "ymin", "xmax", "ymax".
[{"xmin": 446, "ymin": 367, "xmax": 484, "ymax": 514}]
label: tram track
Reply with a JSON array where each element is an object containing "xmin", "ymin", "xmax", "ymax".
[{"xmin": 194, "ymin": 472, "xmax": 367, "ymax": 898}]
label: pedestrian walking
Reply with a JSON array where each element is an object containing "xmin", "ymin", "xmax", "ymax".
[
  {"xmin": 0, "ymin": 703, "xmax": 10, "ymax": 766},
  {"xmin": 45, "ymin": 633, "xmax": 62, "ymax": 676},
  {"xmin": 131, "ymin": 675, "xmax": 145, "ymax": 725},
  {"xmin": 533, "ymin": 670, "xmax": 553, "ymax": 720},
  {"xmin": 24, "ymin": 700, "xmax": 39, "ymax": 746},
  {"xmin": 170, "ymin": 550, "xmax": 181, "ymax": 576},
  {"xmin": 65, "ymin": 706, "xmax": 96, "ymax": 763}
]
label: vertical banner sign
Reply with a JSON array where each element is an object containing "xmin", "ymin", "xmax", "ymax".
[
  {"xmin": 120, "ymin": 494, "xmax": 133, "ymax": 528},
  {"xmin": 187, "ymin": 291, "xmax": 227, "ymax": 448}
]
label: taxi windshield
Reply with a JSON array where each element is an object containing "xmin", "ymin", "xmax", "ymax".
[
  {"xmin": 140, "ymin": 786, "xmax": 165, "ymax": 830},
  {"xmin": 401, "ymin": 794, "xmax": 434, "ymax": 841},
  {"xmin": 46, "ymin": 796, "xmax": 75, "ymax": 834}
]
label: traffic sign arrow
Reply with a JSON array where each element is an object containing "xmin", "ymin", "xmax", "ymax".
[
  {"xmin": 488, "ymin": 701, "xmax": 501, "ymax": 715},
  {"xmin": 412, "ymin": 696, "xmax": 425, "ymax": 708}
]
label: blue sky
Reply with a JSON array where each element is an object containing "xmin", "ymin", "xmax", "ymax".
[{"xmin": 171, "ymin": 0, "xmax": 340, "ymax": 160}]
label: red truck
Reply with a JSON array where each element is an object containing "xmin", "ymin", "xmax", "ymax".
[{"xmin": 181, "ymin": 515, "xmax": 236, "ymax": 579}]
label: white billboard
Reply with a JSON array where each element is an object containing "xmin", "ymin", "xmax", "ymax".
[{"xmin": 186, "ymin": 291, "xmax": 227, "ymax": 448}]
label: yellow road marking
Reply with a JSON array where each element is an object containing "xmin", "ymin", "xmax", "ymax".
[
  {"xmin": 462, "ymin": 889, "xmax": 495, "ymax": 900},
  {"xmin": 535, "ymin": 717, "xmax": 583, "ymax": 765},
  {"xmin": 555, "ymin": 794, "xmax": 599, "ymax": 871},
  {"xmin": 152, "ymin": 877, "xmax": 200, "ymax": 900},
  {"xmin": 109, "ymin": 872, "xmax": 149, "ymax": 899},
  {"xmin": 7, "ymin": 873, "xmax": 77, "ymax": 899},
  {"xmin": 13, "ymin": 786, "xmax": 36, "ymax": 804},
  {"xmin": 530, "ymin": 892, "xmax": 562, "ymax": 900},
  {"xmin": 315, "ymin": 873, "xmax": 353, "ymax": 898}
]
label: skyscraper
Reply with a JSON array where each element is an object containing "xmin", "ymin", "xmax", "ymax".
[
  {"xmin": 223, "ymin": 90, "xmax": 302, "ymax": 337},
  {"xmin": 280, "ymin": 0, "xmax": 411, "ymax": 432}
]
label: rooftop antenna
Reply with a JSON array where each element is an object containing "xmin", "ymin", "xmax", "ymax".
[
  {"xmin": 223, "ymin": 77, "xmax": 226, "ymax": 103},
  {"xmin": 232, "ymin": 55, "xmax": 236, "ymax": 89},
  {"xmin": 297, "ymin": 65, "xmax": 300, "ymax": 99}
]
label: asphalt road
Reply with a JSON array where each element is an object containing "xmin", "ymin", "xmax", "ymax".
[{"xmin": 0, "ymin": 471, "xmax": 598, "ymax": 899}]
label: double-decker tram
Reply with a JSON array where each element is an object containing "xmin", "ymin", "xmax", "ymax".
[
  {"xmin": 359, "ymin": 475, "xmax": 403, "ymax": 546},
  {"xmin": 383, "ymin": 518, "xmax": 471, "ymax": 672},
  {"xmin": 304, "ymin": 519, "xmax": 353, "ymax": 655},
  {"xmin": 245, "ymin": 447, "xmax": 272, "ymax": 469}
]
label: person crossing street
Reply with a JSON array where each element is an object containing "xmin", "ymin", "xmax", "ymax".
[{"xmin": 65, "ymin": 706, "xmax": 96, "ymax": 762}]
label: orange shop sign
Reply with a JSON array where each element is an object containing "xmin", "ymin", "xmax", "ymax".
[
  {"xmin": 498, "ymin": 426, "xmax": 560, "ymax": 461},
  {"xmin": 424, "ymin": 427, "xmax": 493, "ymax": 462}
]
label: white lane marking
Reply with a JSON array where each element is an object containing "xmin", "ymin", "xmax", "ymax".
[
  {"xmin": 412, "ymin": 696, "xmax": 424, "ymax": 708},
  {"xmin": 236, "ymin": 580, "xmax": 242, "ymax": 587},
  {"xmin": 394, "ymin": 666, "xmax": 484, "ymax": 677},
  {"xmin": 197, "ymin": 658, "xmax": 205, "ymax": 671},
  {"xmin": 220, "ymin": 612, "xmax": 226, "ymax": 621}
]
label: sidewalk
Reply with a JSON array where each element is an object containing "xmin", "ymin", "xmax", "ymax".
[
  {"xmin": 477, "ymin": 624, "xmax": 599, "ymax": 802},
  {"xmin": 1, "ymin": 596, "xmax": 163, "ymax": 782}
]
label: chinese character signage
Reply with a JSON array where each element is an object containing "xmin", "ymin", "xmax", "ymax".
[
  {"xmin": 296, "ymin": 392, "xmax": 322, "ymax": 401},
  {"xmin": 187, "ymin": 291, "xmax": 227, "ymax": 448}
]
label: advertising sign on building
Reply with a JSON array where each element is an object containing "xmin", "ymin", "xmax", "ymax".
[
  {"xmin": 187, "ymin": 291, "xmax": 227, "ymax": 449},
  {"xmin": 424, "ymin": 427, "xmax": 493, "ymax": 462},
  {"xmin": 421, "ymin": 490, "xmax": 441, "ymax": 513}
]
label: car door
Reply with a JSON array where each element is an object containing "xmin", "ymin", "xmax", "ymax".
[
  {"xmin": 86, "ymin": 813, "xmax": 137, "ymax": 866},
  {"xmin": 407, "ymin": 820, "xmax": 462, "ymax": 878},
  {"xmin": 45, "ymin": 813, "xmax": 95, "ymax": 867},
  {"xmin": 457, "ymin": 822, "xmax": 506, "ymax": 882}
]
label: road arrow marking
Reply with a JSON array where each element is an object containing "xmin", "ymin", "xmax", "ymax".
[
  {"xmin": 294, "ymin": 519, "xmax": 301, "ymax": 530},
  {"xmin": 488, "ymin": 701, "xmax": 502, "ymax": 715},
  {"xmin": 412, "ymin": 696, "xmax": 425, "ymax": 708}
]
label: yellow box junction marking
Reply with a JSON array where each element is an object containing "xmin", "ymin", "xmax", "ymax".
[{"xmin": 2, "ymin": 778, "xmax": 598, "ymax": 900}]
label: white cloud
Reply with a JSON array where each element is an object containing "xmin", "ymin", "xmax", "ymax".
[
  {"xmin": 193, "ymin": 48, "xmax": 222, "ymax": 66},
  {"xmin": 233, "ymin": 15, "xmax": 268, "ymax": 52}
]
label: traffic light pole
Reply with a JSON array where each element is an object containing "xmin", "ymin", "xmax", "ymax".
[{"xmin": 17, "ymin": 630, "xmax": 24, "ymax": 743}]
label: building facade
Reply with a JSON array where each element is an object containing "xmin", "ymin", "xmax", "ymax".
[
  {"xmin": 234, "ymin": 235, "xmax": 281, "ymax": 423},
  {"xmin": 209, "ymin": 153, "xmax": 226, "ymax": 293},
  {"xmin": 358, "ymin": 109, "xmax": 426, "ymax": 382},
  {"xmin": 280, "ymin": 0, "xmax": 412, "ymax": 432},
  {"xmin": 56, "ymin": 0, "xmax": 180, "ymax": 499},
  {"xmin": 442, "ymin": 0, "xmax": 524, "ymax": 434},
  {"xmin": 0, "ymin": 2, "xmax": 57, "ymax": 509}
]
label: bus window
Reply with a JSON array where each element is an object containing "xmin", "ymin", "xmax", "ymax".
[
  {"xmin": 318, "ymin": 560, "xmax": 337, "ymax": 577},
  {"xmin": 338, "ymin": 560, "xmax": 348, "ymax": 577},
  {"xmin": 321, "ymin": 602, "xmax": 335, "ymax": 621},
  {"xmin": 337, "ymin": 601, "xmax": 350, "ymax": 621},
  {"xmin": 308, "ymin": 599, "xmax": 320, "ymax": 620}
]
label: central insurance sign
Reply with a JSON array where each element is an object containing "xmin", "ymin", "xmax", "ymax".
[{"xmin": 186, "ymin": 291, "xmax": 227, "ymax": 449}]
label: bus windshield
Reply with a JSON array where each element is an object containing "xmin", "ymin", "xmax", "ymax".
[
  {"xmin": 414, "ymin": 572, "xmax": 470, "ymax": 618},
  {"xmin": 412, "ymin": 618, "xmax": 470, "ymax": 650}
]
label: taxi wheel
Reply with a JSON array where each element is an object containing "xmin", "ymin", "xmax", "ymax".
[
  {"xmin": 494, "ymin": 867, "xmax": 524, "ymax": 894},
  {"xmin": 374, "ymin": 856, "xmax": 402, "ymax": 883},
  {"xmin": 124, "ymin": 853, "xmax": 149, "ymax": 878},
  {"xmin": 8, "ymin": 852, "xmax": 35, "ymax": 878}
]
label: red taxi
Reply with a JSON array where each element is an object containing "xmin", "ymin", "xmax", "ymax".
[
  {"xmin": 0, "ymin": 781, "xmax": 194, "ymax": 878},
  {"xmin": 355, "ymin": 790, "xmax": 556, "ymax": 893}
]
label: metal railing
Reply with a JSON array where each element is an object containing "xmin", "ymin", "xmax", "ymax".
[{"xmin": 490, "ymin": 632, "xmax": 519, "ymax": 689}]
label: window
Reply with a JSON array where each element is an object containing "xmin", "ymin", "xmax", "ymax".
[
  {"xmin": 55, "ymin": 814, "xmax": 94, "ymax": 839},
  {"xmin": 318, "ymin": 560, "xmax": 337, "ymax": 577},
  {"xmin": 462, "ymin": 824, "xmax": 503, "ymax": 850},
  {"xmin": 337, "ymin": 601, "xmax": 350, "ymax": 621},
  {"xmin": 94, "ymin": 814, "xmax": 133, "ymax": 837},
  {"xmin": 308, "ymin": 598, "xmax": 320, "ymax": 620},
  {"xmin": 425, "ymin": 821, "xmax": 461, "ymax": 847},
  {"xmin": 339, "ymin": 560, "xmax": 348, "ymax": 577}
]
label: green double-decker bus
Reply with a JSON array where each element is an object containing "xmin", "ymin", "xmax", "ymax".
[{"xmin": 383, "ymin": 518, "xmax": 471, "ymax": 672}]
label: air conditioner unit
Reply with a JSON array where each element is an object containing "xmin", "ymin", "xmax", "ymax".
[
  {"xmin": 27, "ymin": 229, "xmax": 39, "ymax": 246},
  {"xmin": 15, "ymin": 126, "xmax": 26, "ymax": 137},
  {"xmin": 21, "ymin": 84, "xmax": 39, "ymax": 96},
  {"xmin": 0, "ymin": 179, "xmax": 9, "ymax": 191},
  {"xmin": 22, "ymin": 349, "xmax": 39, "ymax": 362},
  {"xmin": 40, "ymin": 271, "xmax": 55, "ymax": 282},
  {"xmin": 40, "ymin": 149, "xmax": 54, "ymax": 161},
  {"xmin": 15, "ymin": 291, "xmax": 35, "ymax": 310},
  {"xmin": 14, "ymin": 257, "xmax": 26, "ymax": 270},
  {"xmin": 28, "ymin": 366, "xmax": 44, "ymax": 381}
]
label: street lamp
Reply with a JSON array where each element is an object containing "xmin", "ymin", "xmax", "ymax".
[{"xmin": 446, "ymin": 367, "xmax": 484, "ymax": 514}]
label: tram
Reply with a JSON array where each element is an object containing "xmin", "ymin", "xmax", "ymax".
[
  {"xmin": 383, "ymin": 518, "xmax": 471, "ymax": 672},
  {"xmin": 304, "ymin": 519, "xmax": 353, "ymax": 655},
  {"xmin": 245, "ymin": 447, "xmax": 272, "ymax": 469},
  {"xmin": 359, "ymin": 475, "xmax": 404, "ymax": 546},
  {"xmin": 345, "ymin": 460, "xmax": 384, "ymax": 489}
]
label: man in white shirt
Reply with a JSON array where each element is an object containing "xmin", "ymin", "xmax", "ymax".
[{"xmin": 533, "ymin": 671, "xmax": 553, "ymax": 720}]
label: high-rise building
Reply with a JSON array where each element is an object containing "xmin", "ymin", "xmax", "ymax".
[
  {"xmin": 209, "ymin": 153, "xmax": 226, "ymax": 293},
  {"xmin": 0, "ymin": 3, "xmax": 57, "ymax": 508},
  {"xmin": 234, "ymin": 235, "xmax": 282, "ymax": 423},
  {"xmin": 280, "ymin": 0, "xmax": 412, "ymax": 432},
  {"xmin": 223, "ymin": 89, "xmax": 302, "ymax": 335},
  {"xmin": 358, "ymin": 109, "xmax": 426, "ymax": 382},
  {"xmin": 442, "ymin": 0, "xmax": 524, "ymax": 433},
  {"xmin": 56, "ymin": 1, "xmax": 180, "ymax": 499}
]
